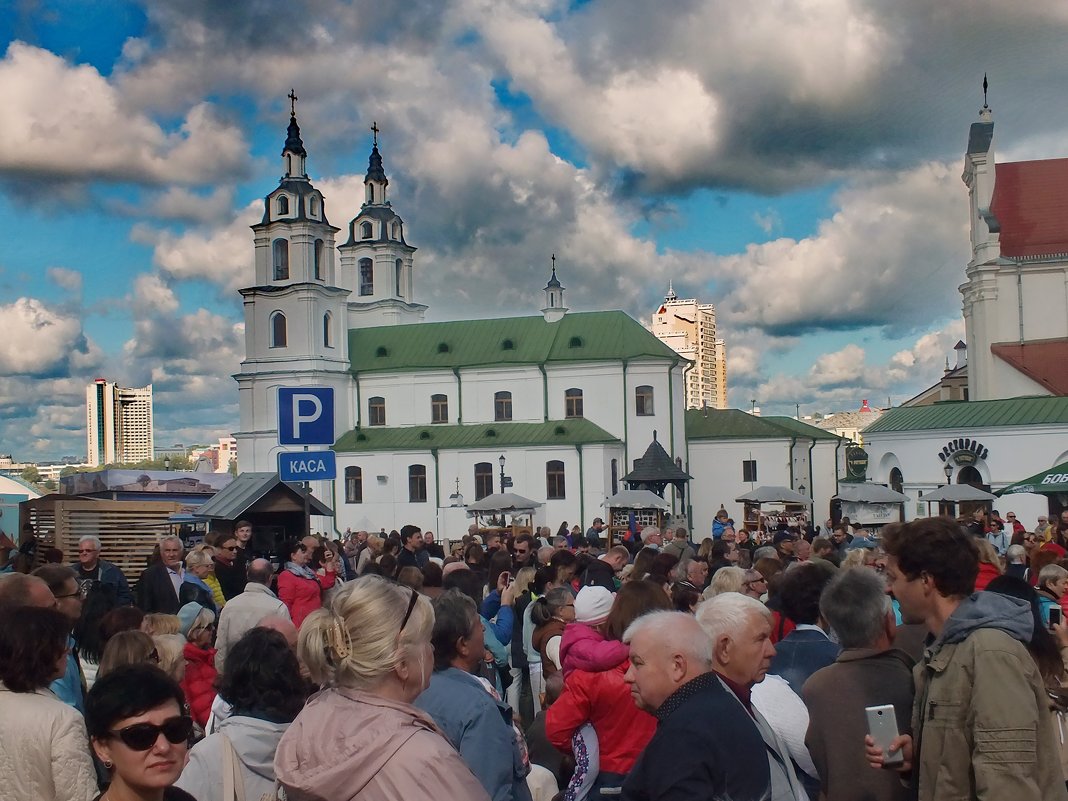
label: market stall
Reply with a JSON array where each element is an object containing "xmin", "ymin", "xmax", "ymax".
[
  {"xmin": 465, "ymin": 492, "xmax": 541, "ymax": 540},
  {"xmin": 602, "ymin": 489, "xmax": 670, "ymax": 547},
  {"xmin": 734, "ymin": 485, "xmax": 811, "ymax": 533},
  {"xmin": 832, "ymin": 482, "xmax": 909, "ymax": 529}
]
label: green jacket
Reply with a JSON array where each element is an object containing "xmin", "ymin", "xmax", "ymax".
[{"xmin": 912, "ymin": 598, "xmax": 1067, "ymax": 801}]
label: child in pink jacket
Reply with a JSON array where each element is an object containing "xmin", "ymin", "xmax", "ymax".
[{"xmin": 557, "ymin": 586, "xmax": 625, "ymax": 801}]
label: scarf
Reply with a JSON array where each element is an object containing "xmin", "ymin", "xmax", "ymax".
[{"xmin": 285, "ymin": 561, "xmax": 318, "ymax": 581}]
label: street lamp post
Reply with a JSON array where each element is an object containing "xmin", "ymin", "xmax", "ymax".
[
  {"xmin": 943, "ymin": 461, "xmax": 954, "ymax": 485},
  {"xmin": 498, "ymin": 454, "xmax": 507, "ymax": 494},
  {"xmin": 163, "ymin": 456, "xmax": 171, "ymax": 471},
  {"xmin": 942, "ymin": 461, "xmax": 954, "ymax": 517}
]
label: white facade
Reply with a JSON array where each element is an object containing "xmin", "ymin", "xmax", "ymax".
[{"xmin": 86, "ymin": 380, "xmax": 154, "ymax": 467}]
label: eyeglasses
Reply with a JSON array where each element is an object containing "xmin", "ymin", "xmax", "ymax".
[
  {"xmin": 78, "ymin": 548, "xmax": 99, "ymax": 554},
  {"xmin": 55, "ymin": 587, "xmax": 87, "ymax": 600},
  {"xmin": 222, "ymin": 546, "xmax": 239, "ymax": 552},
  {"xmin": 399, "ymin": 588, "xmax": 419, "ymax": 633},
  {"xmin": 108, "ymin": 716, "xmax": 193, "ymax": 751},
  {"xmin": 1007, "ymin": 515, "xmax": 1016, "ymax": 520}
]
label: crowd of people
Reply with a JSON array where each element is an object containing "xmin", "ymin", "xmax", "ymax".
[{"xmin": 2, "ymin": 508, "xmax": 1068, "ymax": 800}]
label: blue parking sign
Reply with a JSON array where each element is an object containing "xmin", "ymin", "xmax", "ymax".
[{"xmin": 278, "ymin": 387, "xmax": 335, "ymax": 445}]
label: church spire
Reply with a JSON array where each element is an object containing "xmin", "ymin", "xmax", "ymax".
[
  {"xmin": 542, "ymin": 254, "xmax": 567, "ymax": 323},
  {"xmin": 363, "ymin": 121, "xmax": 389, "ymax": 204},
  {"xmin": 281, "ymin": 89, "xmax": 307, "ymax": 178}
]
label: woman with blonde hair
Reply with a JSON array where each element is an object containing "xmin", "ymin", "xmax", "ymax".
[
  {"xmin": 98, "ymin": 629, "xmax": 159, "ymax": 679},
  {"xmin": 141, "ymin": 613, "xmax": 180, "ymax": 637},
  {"xmin": 973, "ymin": 537, "xmax": 1004, "ymax": 591},
  {"xmin": 702, "ymin": 565, "xmax": 747, "ymax": 600},
  {"xmin": 181, "ymin": 545, "xmax": 224, "ymax": 611},
  {"xmin": 274, "ymin": 575, "xmax": 490, "ymax": 800},
  {"xmin": 151, "ymin": 633, "xmax": 187, "ymax": 683}
]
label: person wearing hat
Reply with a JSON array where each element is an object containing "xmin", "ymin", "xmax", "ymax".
[
  {"xmin": 585, "ymin": 518, "xmax": 606, "ymax": 550},
  {"xmin": 177, "ymin": 601, "xmax": 218, "ymax": 729},
  {"xmin": 773, "ymin": 529, "xmax": 799, "ymax": 566}
]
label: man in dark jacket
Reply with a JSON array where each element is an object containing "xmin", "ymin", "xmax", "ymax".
[
  {"xmin": 136, "ymin": 535, "xmax": 184, "ymax": 614},
  {"xmin": 622, "ymin": 611, "xmax": 770, "ymax": 801},
  {"xmin": 73, "ymin": 535, "xmax": 133, "ymax": 606},
  {"xmin": 581, "ymin": 545, "xmax": 628, "ymax": 590},
  {"xmin": 803, "ymin": 568, "xmax": 914, "ymax": 801},
  {"xmin": 768, "ymin": 561, "xmax": 839, "ymax": 695}
]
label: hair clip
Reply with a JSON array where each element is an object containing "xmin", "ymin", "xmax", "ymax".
[{"xmin": 326, "ymin": 617, "xmax": 351, "ymax": 660}]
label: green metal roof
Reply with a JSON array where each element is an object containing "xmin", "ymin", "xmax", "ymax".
[
  {"xmin": 333, "ymin": 419, "xmax": 621, "ymax": 452},
  {"xmin": 862, "ymin": 396, "xmax": 1068, "ymax": 434},
  {"xmin": 348, "ymin": 311, "xmax": 682, "ymax": 374},
  {"xmin": 685, "ymin": 409, "xmax": 842, "ymax": 441}
]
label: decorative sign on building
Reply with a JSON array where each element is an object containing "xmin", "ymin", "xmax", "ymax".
[
  {"xmin": 938, "ymin": 438, "xmax": 989, "ymax": 466},
  {"xmin": 845, "ymin": 446, "xmax": 869, "ymax": 479}
]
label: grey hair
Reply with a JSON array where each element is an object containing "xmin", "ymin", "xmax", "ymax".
[
  {"xmin": 184, "ymin": 545, "xmax": 214, "ymax": 569},
  {"xmin": 159, "ymin": 535, "xmax": 183, "ymax": 548},
  {"xmin": 623, "ymin": 610, "xmax": 713, "ymax": 665},
  {"xmin": 695, "ymin": 592, "xmax": 771, "ymax": 645},
  {"xmin": 818, "ymin": 568, "xmax": 891, "ymax": 650},
  {"xmin": 1005, "ymin": 544, "xmax": 1026, "ymax": 564},
  {"xmin": 703, "ymin": 566, "xmax": 746, "ymax": 599},
  {"xmin": 78, "ymin": 535, "xmax": 102, "ymax": 550},
  {"xmin": 640, "ymin": 526, "xmax": 661, "ymax": 543},
  {"xmin": 752, "ymin": 546, "xmax": 778, "ymax": 562},
  {"xmin": 1038, "ymin": 563, "xmax": 1068, "ymax": 589}
]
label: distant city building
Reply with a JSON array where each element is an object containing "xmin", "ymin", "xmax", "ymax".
[
  {"xmin": 86, "ymin": 379, "xmax": 154, "ymax": 467},
  {"xmin": 902, "ymin": 341, "xmax": 969, "ymax": 407},
  {"xmin": 814, "ymin": 400, "xmax": 884, "ymax": 444},
  {"xmin": 650, "ymin": 285, "xmax": 727, "ymax": 409}
]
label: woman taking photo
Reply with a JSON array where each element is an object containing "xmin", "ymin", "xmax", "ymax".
[
  {"xmin": 277, "ymin": 539, "xmax": 322, "ymax": 629},
  {"xmin": 0, "ymin": 605, "xmax": 99, "ymax": 801},
  {"xmin": 274, "ymin": 575, "xmax": 490, "ymax": 800},
  {"xmin": 86, "ymin": 664, "xmax": 195, "ymax": 801}
]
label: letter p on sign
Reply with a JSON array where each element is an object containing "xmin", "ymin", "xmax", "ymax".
[{"xmin": 278, "ymin": 387, "xmax": 335, "ymax": 445}]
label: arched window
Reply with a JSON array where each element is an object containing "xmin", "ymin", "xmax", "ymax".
[
  {"xmin": 313, "ymin": 239, "xmax": 324, "ymax": 280},
  {"xmin": 564, "ymin": 388, "xmax": 583, "ymax": 419},
  {"xmin": 635, "ymin": 385, "xmax": 654, "ymax": 416},
  {"xmin": 546, "ymin": 460, "xmax": 565, "ymax": 499},
  {"xmin": 392, "ymin": 222, "xmax": 400, "ymax": 239},
  {"xmin": 308, "ymin": 196, "xmax": 318, "ymax": 216},
  {"xmin": 269, "ymin": 311, "xmax": 287, "ymax": 348},
  {"xmin": 361, "ymin": 221, "xmax": 373, "ymax": 239},
  {"xmin": 368, "ymin": 396, "xmax": 386, "ymax": 426},
  {"xmin": 359, "ymin": 258, "xmax": 374, "ymax": 296},
  {"xmin": 272, "ymin": 238, "xmax": 289, "ymax": 280},
  {"xmin": 276, "ymin": 195, "xmax": 289, "ymax": 215},
  {"xmin": 409, "ymin": 464, "xmax": 427, "ymax": 503},
  {"xmin": 345, "ymin": 466, "xmax": 362, "ymax": 504},
  {"xmin": 323, "ymin": 312, "xmax": 333, "ymax": 348},
  {"xmin": 494, "ymin": 391, "xmax": 512, "ymax": 422},
  {"xmin": 395, "ymin": 259, "xmax": 403, "ymax": 297},
  {"xmin": 431, "ymin": 394, "xmax": 448, "ymax": 424},
  {"xmin": 366, "ymin": 184, "xmax": 374, "ymax": 203},
  {"xmin": 474, "ymin": 462, "xmax": 493, "ymax": 500}
]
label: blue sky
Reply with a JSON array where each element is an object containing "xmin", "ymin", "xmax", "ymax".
[{"xmin": 2, "ymin": 0, "xmax": 1068, "ymax": 460}]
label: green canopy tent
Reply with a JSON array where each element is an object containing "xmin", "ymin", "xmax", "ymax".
[{"xmin": 996, "ymin": 461, "xmax": 1068, "ymax": 496}]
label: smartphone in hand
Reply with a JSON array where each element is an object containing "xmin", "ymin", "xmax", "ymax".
[
  {"xmin": 1051, "ymin": 607, "xmax": 1062, "ymax": 629},
  {"xmin": 866, "ymin": 705, "xmax": 904, "ymax": 766}
]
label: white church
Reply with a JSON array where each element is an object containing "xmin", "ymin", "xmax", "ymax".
[{"xmin": 234, "ymin": 110, "xmax": 695, "ymax": 536}]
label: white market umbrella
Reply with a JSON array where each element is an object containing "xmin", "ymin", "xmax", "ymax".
[
  {"xmin": 833, "ymin": 483, "xmax": 909, "ymax": 504},
  {"xmin": 920, "ymin": 484, "xmax": 998, "ymax": 503},
  {"xmin": 735, "ymin": 485, "xmax": 811, "ymax": 504},
  {"xmin": 465, "ymin": 492, "xmax": 543, "ymax": 515},
  {"xmin": 602, "ymin": 490, "xmax": 670, "ymax": 510}
]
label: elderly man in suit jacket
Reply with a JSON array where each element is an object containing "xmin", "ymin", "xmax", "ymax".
[{"xmin": 136, "ymin": 535, "xmax": 184, "ymax": 614}]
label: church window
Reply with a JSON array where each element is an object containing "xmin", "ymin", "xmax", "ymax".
[
  {"xmin": 564, "ymin": 388, "xmax": 583, "ymax": 419},
  {"xmin": 474, "ymin": 462, "xmax": 493, "ymax": 500},
  {"xmin": 366, "ymin": 184, "xmax": 374, "ymax": 203},
  {"xmin": 323, "ymin": 312, "xmax": 333, "ymax": 348},
  {"xmin": 392, "ymin": 222, "xmax": 400, "ymax": 239},
  {"xmin": 345, "ymin": 466, "xmax": 362, "ymax": 504},
  {"xmin": 431, "ymin": 394, "xmax": 448, "ymax": 424},
  {"xmin": 269, "ymin": 312, "xmax": 287, "ymax": 348},
  {"xmin": 359, "ymin": 259, "xmax": 374, "ymax": 296},
  {"xmin": 361, "ymin": 222, "xmax": 373, "ymax": 239},
  {"xmin": 546, "ymin": 460, "xmax": 566, "ymax": 500},
  {"xmin": 635, "ymin": 385, "xmax": 654, "ymax": 416},
  {"xmin": 395, "ymin": 259, "xmax": 403, "ymax": 296},
  {"xmin": 273, "ymin": 239, "xmax": 289, "ymax": 280},
  {"xmin": 308, "ymin": 196, "xmax": 319, "ymax": 216},
  {"xmin": 276, "ymin": 195, "xmax": 289, "ymax": 215},
  {"xmin": 368, "ymin": 396, "xmax": 386, "ymax": 426},
  {"xmin": 409, "ymin": 464, "xmax": 427, "ymax": 503},
  {"xmin": 494, "ymin": 391, "xmax": 512, "ymax": 422},
  {"xmin": 742, "ymin": 460, "xmax": 758, "ymax": 483},
  {"xmin": 314, "ymin": 239, "xmax": 324, "ymax": 280}
]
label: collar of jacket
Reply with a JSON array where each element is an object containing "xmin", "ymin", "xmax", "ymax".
[
  {"xmin": 923, "ymin": 639, "xmax": 959, "ymax": 673},
  {"xmin": 654, "ymin": 670, "xmax": 729, "ymax": 721},
  {"xmin": 242, "ymin": 582, "xmax": 277, "ymax": 597}
]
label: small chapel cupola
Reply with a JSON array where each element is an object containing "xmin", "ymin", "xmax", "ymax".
[
  {"xmin": 282, "ymin": 89, "xmax": 308, "ymax": 179},
  {"xmin": 364, "ymin": 122, "xmax": 389, "ymax": 206},
  {"xmin": 541, "ymin": 255, "xmax": 568, "ymax": 323}
]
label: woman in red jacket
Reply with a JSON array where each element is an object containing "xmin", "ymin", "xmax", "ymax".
[
  {"xmin": 177, "ymin": 601, "xmax": 218, "ymax": 729},
  {"xmin": 278, "ymin": 539, "xmax": 322, "ymax": 629}
]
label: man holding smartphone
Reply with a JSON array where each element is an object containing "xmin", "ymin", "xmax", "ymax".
[{"xmin": 868, "ymin": 518, "xmax": 1067, "ymax": 801}]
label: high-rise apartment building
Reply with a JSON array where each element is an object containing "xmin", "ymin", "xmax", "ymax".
[
  {"xmin": 86, "ymin": 379, "xmax": 154, "ymax": 467},
  {"xmin": 650, "ymin": 286, "xmax": 727, "ymax": 410}
]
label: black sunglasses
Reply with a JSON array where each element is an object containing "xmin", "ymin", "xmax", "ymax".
[
  {"xmin": 108, "ymin": 716, "xmax": 193, "ymax": 751},
  {"xmin": 399, "ymin": 588, "xmax": 419, "ymax": 633}
]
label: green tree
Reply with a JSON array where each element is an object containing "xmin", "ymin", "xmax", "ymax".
[{"xmin": 20, "ymin": 466, "xmax": 40, "ymax": 484}]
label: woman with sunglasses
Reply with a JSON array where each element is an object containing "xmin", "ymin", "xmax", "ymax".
[
  {"xmin": 0, "ymin": 605, "xmax": 99, "ymax": 801},
  {"xmin": 277, "ymin": 539, "xmax": 322, "ymax": 629},
  {"xmin": 275, "ymin": 575, "xmax": 490, "ymax": 800},
  {"xmin": 86, "ymin": 664, "xmax": 196, "ymax": 801}
]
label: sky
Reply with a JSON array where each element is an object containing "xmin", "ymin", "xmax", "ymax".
[{"xmin": 3, "ymin": 0, "xmax": 1068, "ymax": 461}]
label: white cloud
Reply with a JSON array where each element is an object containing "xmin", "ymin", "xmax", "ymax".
[
  {"xmin": 0, "ymin": 297, "xmax": 95, "ymax": 376},
  {"xmin": 0, "ymin": 42, "xmax": 249, "ymax": 185},
  {"xmin": 46, "ymin": 267, "xmax": 82, "ymax": 293}
]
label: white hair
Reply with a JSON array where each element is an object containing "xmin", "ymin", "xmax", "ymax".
[
  {"xmin": 640, "ymin": 526, "xmax": 661, "ymax": 543},
  {"xmin": 78, "ymin": 535, "xmax": 102, "ymax": 550},
  {"xmin": 695, "ymin": 592, "xmax": 771, "ymax": 645},
  {"xmin": 159, "ymin": 535, "xmax": 183, "ymax": 548},
  {"xmin": 623, "ymin": 610, "xmax": 713, "ymax": 665}
]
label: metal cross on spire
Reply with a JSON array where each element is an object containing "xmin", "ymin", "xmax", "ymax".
[
  {"xmin": 551, "ymin": 253, "xmax": 556, "ymax": 271},
  {"xmin": 371, "ymin": 121, "xmax": 379, "ymax": 147},
  {"xmin": 982, "ymin": 73, "xmax": 989, "ymax": 109},
  {"xmin": 288, "ymin": 89, "xmax": 298, "ymax": 116}
]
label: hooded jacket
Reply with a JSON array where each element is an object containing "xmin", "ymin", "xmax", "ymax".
[
  {"xmin": 912, "ymin": 591, "xmax": 1068, "ymax": 801},
  {"xmin": 174, "ymin": 714, "xmax": 289, "ymax": 801},
  {"xmin": 275, "ymin": 687, "xmax": 490, "ymax": 801},
  {"xmin": 181, "ymin": 642, "xmax": 218, "ymax": 728},
  {"xmin": 558, "ymin": 623, "xmax": 628, "ymax": 679}
]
